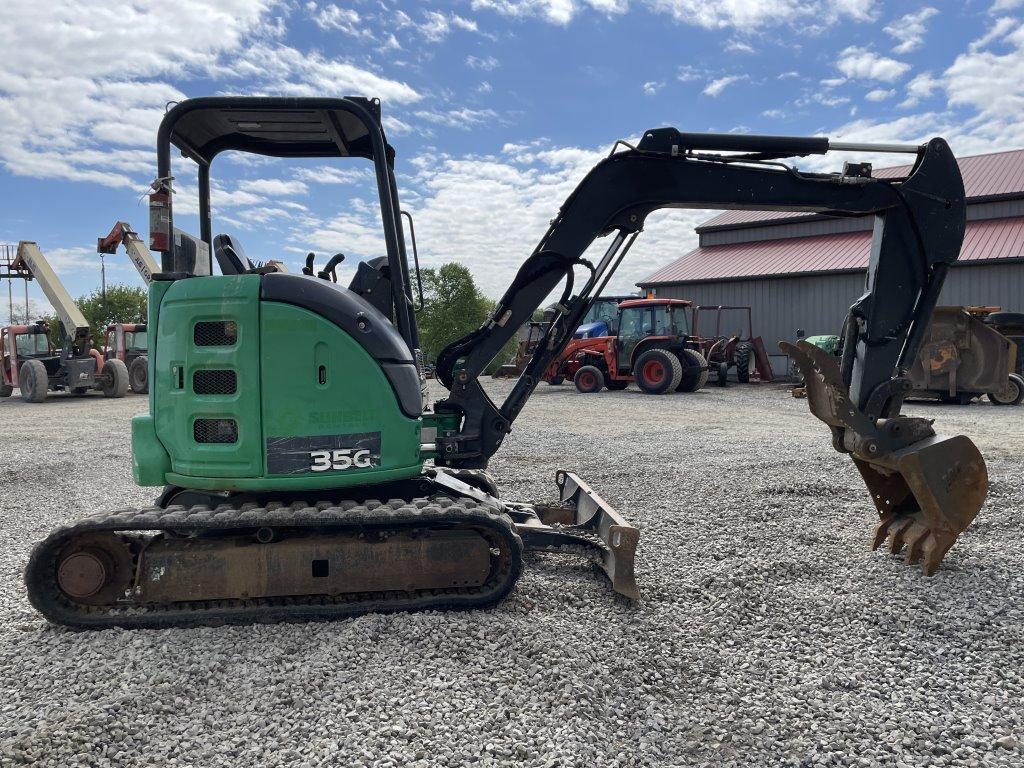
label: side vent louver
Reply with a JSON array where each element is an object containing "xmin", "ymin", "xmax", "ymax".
[
  {"xmin": 193, "ymin": 370, "xmax": 237, "ymax": 395},
  {"xmin": 194, "ymin": 321, "xmax": 237, "ymax": 346},
  {"xmin": 194, "ymin": 418, "xmax": 238, "ymax": 444}
]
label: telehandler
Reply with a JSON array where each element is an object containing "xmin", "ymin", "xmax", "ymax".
[{"xmin": 27, "ymin": 97, "xmax": 986, "ymax": 629}]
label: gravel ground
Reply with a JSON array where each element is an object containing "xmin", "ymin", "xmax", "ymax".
[{"xmin": 0, "ymin": 380, "xmax": 1022, "ymax": 767}]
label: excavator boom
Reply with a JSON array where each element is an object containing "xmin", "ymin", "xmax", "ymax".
[{"xmin": 435, "ymin": 129, "xmax": 983, "ymax": 573}]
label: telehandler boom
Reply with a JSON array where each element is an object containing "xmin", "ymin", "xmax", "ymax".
[{"xmin": 26, "ymin": 97, "xmax": 985, "ymax": 629}]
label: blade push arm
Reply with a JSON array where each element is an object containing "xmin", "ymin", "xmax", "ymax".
[{"xmin": 435, "ymin": 130, "xmax": 966, "ymax": 468}]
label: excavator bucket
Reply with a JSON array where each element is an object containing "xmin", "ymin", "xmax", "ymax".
[{"xmin": 782, "ymin": 340, "xmax": 987, "ymax": 574}]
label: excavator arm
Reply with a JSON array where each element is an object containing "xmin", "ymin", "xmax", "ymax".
[{"xmin": 434, "ymin": 129, "xmax": 984, "ymax": 574}]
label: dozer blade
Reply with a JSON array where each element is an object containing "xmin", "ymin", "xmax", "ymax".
[
  {"xmin": 513, "ymin": 470, "xmax": 640, "ymax": 600},
  {"xmin": 781, "ymin": 340, "xmax": 987, "ymax": 574}
]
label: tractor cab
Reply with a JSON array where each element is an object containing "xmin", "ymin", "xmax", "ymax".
[
  {"xmin": 1, "ymin": 321, "xmax": 57, "ymax": 397},
  {"xmin": 614, "ymin": 298, "xmax": 691, "ymax": 371}
]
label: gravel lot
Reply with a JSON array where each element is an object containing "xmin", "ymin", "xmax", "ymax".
[{"xmin": 1, "ymin": 380, "xmax": 1022, "ymax": 767}]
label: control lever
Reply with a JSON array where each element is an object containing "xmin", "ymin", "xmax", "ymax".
[{"xmin": 318, "ymin": 253, "xmax": 345, "ymax": 283}]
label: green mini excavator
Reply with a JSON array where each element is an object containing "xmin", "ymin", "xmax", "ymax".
[{"xmin": 27, "ymin": 97, "xmax": 988, "ymax": 628}]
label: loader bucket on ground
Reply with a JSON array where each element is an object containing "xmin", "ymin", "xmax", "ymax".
[{"xmin": 781, "ymin": 339, "xmax": 987, "ymax": 574}]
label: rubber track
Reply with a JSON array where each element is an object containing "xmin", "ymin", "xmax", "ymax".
[{"xmin": 26, "ymin": 497, "xmax": 523, "ymax": 630}]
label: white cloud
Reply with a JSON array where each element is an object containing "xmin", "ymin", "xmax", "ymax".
[
  {"xmin": 865, "ymin": 88, "xmax": 895, "ymax": 101},
  {"xmin": 990, "ymin": 0, "xmax": 1022, "ymax": 11},
  {"xmin": 466, "ymin": 55, "xmax": 500, "ymax": 71},
  {"xmin": 414, "ymin": 108, "xmax": 499, "ymax": 129},
  {"xmin": 239, "ymin": 178, "xmax": 309, "ymax": 196},
  {"xmin": 0, "ymin": 0, "xmax": 420, "ymax": 188},
  {"xmin": 836, "ymin": 46, "xmax": 910, "ymax": 82},
  {"xmin": 761, "ymin": 108, "xmax": 787, "ymax": 118},
  {"xmin": 703, "ymin": 75, "xmax": 747, "ymax": 97},
  {"xmin": 901, "ymin": 72, "xmax": 940, "ymax": 107},
  {"xmin": 642, "ymin": 80, "xmax": 664, "ymax": 95},
  {"xmin": 470, "ymin": 0, "xmax": 623, "ymax": 25},
  {"xmin": 470, "ymin": 0, "xmax": 875, "ymax": 29},
  {"xmin": 677, "ymin": 65, "xmax": 704, "ymax": 82},
  {"xmin": 294, "ymin": 166, "xmax": 371, "ymax": 184},
  {"xmin": 725, "ymin": 39, "xmax": 756, "ymax": 54},
  {"xmin": 309, "ymin": 3, "xmax": 365, "ymax": 36},
  {"xmin": 971, "ymin": 17, "xmax": 1018, "ymax": 51},
  {"xmin": 777, "ymin": 70, "xmax": 800, "ymax": 80},
  {"xmin": 883, "ymin": 7, "xmax": 938, "ymax": 54},
  {"xmin": 414, "ymin": 10, "xmax": 479, "ymax": 42}
]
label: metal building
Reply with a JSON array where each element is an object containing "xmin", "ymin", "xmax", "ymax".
[{"xmin": 638, "ymin": 150, "xmax": 1024, "ymax": 377}]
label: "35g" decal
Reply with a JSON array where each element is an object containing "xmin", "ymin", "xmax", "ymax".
[{"xmin": 309, "ymin": 448, "xmax": 374, "ymax": 472}]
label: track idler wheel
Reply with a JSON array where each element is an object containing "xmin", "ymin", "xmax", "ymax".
[{"xmin": 55, "ymin": 533, "xmax": 134, "ymax": 605}]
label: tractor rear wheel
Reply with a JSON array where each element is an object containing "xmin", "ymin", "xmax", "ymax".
[
  {"xmin": 129, "ymin": 356, "xmax": 148, "ymax": 394},
  {"xmin": 735, "ymin": 342, "xmax": 754, "ymax": 383},
  {"xmin": 100, "ymin": 359, "xmax": 129, "ymax": 398},
  {"xmin": 605, "ymin": 379, "xmax": 629, "ymax": 390},
  {"xmin": 574, "ymin": 365, "xmax": 605, "ymax": 393},
  {"xmin": 635, "ymin": 349, "xmax": 682, "ymax": 394},
  {"xmin": 987, "ymin": 373, "xmax": 1024, "ymax": 405},
  {"xmin": 20, "ymin": 359, "xmax": 49, "ymax": 403},
  {"xmin": 675, "ymin": 349, "xmax": 708, "ymax": 392}
]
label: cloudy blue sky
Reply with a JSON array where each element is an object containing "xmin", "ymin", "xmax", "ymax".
[{"xmin": 1, "ymin": 0, "xmax": 1021, "ymax": 317}]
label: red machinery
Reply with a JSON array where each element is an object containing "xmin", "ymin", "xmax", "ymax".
[
  {"xmin": 544, "ymin": 298, "xmax": 708, "ymax": 394},
  {"xmin": 690, "ymin": 305, "xmax": 775, "ymax": 385},
  {"xmin": 0, "ymin": 322, "xmax": 55, "ymax": 397},
  {"xmin": 102, "ymin": 322, "xmax": 149, "ymax": 394}
]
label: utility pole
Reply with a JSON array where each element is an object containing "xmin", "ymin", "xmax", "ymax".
[{"xmin": 100, "ymin": 251, "xmax": 107, "ymax": 323}]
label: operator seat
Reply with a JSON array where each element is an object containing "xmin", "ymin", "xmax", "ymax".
[{"xmin": 213, "ymin": 234, "xmax": 252, "ymax": 276}]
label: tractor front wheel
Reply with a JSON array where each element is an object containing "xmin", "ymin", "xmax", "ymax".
[
  {"xmin": 635, "ymin": 349, "xmax": 682, "ymax": 394},
  {"xmin": 100, "ymin": 359, "xmax": 129, "ymax": 398},
  {"xmin": 20, "ymin": 359, "xmax": 49, "ymax": 403},
  {"xmin": 547, "ymin": 376, "xmax": 564, "ymax": 386},
  {"xmin": 675, "ymin": 349, "xmax": 708, "ymax": 392},
  {"xmin": 0, "ymin": 383, "xmax": 12, "ymax": 397},
  {"xmin": 574, "ymin": 365, "xmax": 605, "ymax": 393},
  {"xmin": 129, "ymin": 356, "xmax": 149, "ymax": 394},
  {"xmin": 735, "ymin": 342, "xmax": 754, "ymax": 383}
]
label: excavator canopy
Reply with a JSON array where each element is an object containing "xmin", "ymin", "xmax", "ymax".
[{"xmin": 162, "ymin": 96, "xmax": 393, "ymax": 164}]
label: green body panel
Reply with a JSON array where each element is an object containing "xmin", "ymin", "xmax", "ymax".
[
  {"xmin": 257, "ymin": 301, "xmax": 422, "ymax": 486},
  {"xmin": 132, "ymin": 275, "xmax": 425, "ymax": 492}
]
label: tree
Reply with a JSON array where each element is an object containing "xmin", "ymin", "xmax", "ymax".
[
  {"xmin": 416, "ymin": 263, "xmax": 492, "ymax": 366},
  {"xmin": 74, "ymin": 284, "xmax": 147, "ymax": 347}
]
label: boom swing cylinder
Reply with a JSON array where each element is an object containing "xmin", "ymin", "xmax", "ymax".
[{"xmin": 24, "ymin": 97, "xmax": 986, "ymax": 630}]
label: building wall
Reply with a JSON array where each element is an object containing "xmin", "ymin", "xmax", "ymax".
[{"xmin": 651, "ymin": 261, "xmax": 1024, "ymax": 377}]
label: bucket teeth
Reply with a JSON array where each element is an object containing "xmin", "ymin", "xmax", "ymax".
[{"xmin": 872, "ymin": 512, "xmax": 960, "ymax": 576}]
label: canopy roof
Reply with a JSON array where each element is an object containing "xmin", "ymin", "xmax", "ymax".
[{"xmin": 162, "ymin": 97, "xmax": 391, "ymax": 165}]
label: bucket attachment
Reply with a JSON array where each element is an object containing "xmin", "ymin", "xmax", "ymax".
[
  {"xmin": 510, "ymin": 471, "xmax": 640, "ymax": 600},
  {"xmin": 781, "ymin": 340, "xmax": 987, "ymax": 574}
]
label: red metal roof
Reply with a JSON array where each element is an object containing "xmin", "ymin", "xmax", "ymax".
[
  {"xmin": 698, "ymin": 149, "xmax": 1024, "ymax": 231},
  {"xmin": 617, "ymin": 298, "xmax": 691, "ymax": 308},
  {"xmin": 640, "ymin": 215, "xmax": 1024, "ymax": 285}
]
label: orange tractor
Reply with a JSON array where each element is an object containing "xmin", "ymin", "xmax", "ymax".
[{"xmin": 545, "ymin": 298, "xmax": 709, "ymax": 394}]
